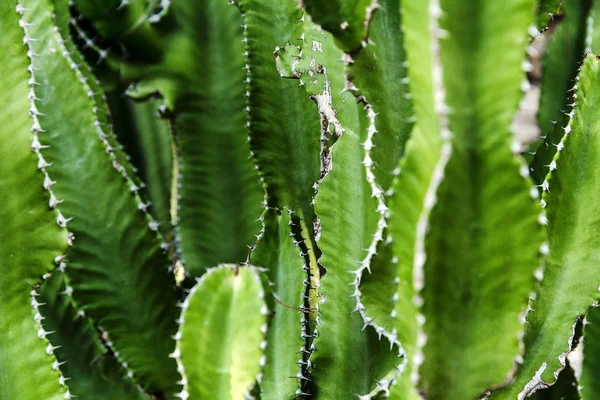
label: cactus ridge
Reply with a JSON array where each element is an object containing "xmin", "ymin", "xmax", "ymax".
[
  {"xmin": 16, "ymin": 0, "xmax": 181, "ymax": 394},
  {"xmin": 492, "ymin": 53, "xmax": 600, "ymax": 400},
  {"xmin": 0, "ymin": 2, "xmax": 72, "ymax": 398}
]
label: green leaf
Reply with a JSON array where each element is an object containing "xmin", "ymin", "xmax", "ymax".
[
  {"xmin": 176, "ymin": 265, "xmax": 268, "ymax": 400},
  {"xmin": 20, "ymin": 0, "xmax": 180, "ymax": 394},
  {"xmin": 0, "ymin": 3, "xmax": 71, "ymax": 398},
  {"xmin": 303, "ymin": 0, "xmax": 376, "ymax": 53},
  {"xmin": 39, "ymin": 272, "xmax": 148, "ymax": 399},
  {"xmin": 249, "ymin": 210, "xmax": 307, "ymax": 400},
  {"xmin": 492, "ymin": 54, "xmax": 600, "ymax": 399}
]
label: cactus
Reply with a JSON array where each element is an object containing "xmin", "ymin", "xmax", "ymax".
[{"xmin": 4, "ymin": 0, "xmax": 600, "ymax": 399}]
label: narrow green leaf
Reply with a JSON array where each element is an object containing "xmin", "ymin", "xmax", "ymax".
[
  {"xmin": 39, "ymin": 272, "xmax": 148, "ymax": 399},
  {"xmin": 249, "ymin": 210, "xmax": 306, "ymax": 400},
  {"xmin": 176, "ymin": 265, "xmax": 268, "ymax": 400},
  {"xmin": 20, "ymin": 0, "xmax": 180, "ymax": 394},
  {"xmin": 0, "ymin": 1, "xmax": 70, "ymax": 398},
  {"xmin": 492, "ymin": 54, "xmax": 600, "ymax": 399},
  {"xmin": 303, "ymin": 0, "xmax": 376, "ymax": 53}
]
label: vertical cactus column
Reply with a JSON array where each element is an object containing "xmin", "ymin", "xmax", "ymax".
[
  {"xmin": 493, "ymin": 54, "xmax": 600, "ymax": 399},
  {"xmin": 248, "ymin": 209, "xmax": 311, "ymax": 399},
  {"xmin": 0, "ymin": 2, "xmax": 72, "ymax": 398},
  {"xmin": 275, "ymin": 14, "xmax": 406, "ymax": 398},
  {"xmin": 174, "ymin": 265, "xmax": 268, "ymax": 399},
  {"xmin": 17, "ymin": 0, "xmax": 181, "ymax": 394},
  {"xmin": 382, "ymin": 0, "xmax": 545, "ymax": 398}
]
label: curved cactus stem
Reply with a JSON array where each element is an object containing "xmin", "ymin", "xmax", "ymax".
[
  {"xmin": 357, "ymin": 231, "xmax": 399, "ymax": 335},
  {"xmin": 248, "ymin": 209, "xmax": 307, "ymax": 399},
  {"xmin": 302, "ymin": 0, "xmax": 377, "ymax": 53},
  {"xmin": 386, "ymin": 126, "xmax": 445, "ymax": 400},
  {"xmin": 276, "ymin": 19, "xmax": 401, "ymax": 398},
  {"xmin": 533, "ymin": 0, "xmax": 592, "ymax": 160},
  {"xmin": 529, "ymin": 98, "xmax": 576, "ymax": 187},
  {"xmin": 39, "ymin": 272, "xmax": 148, "ymax": 399},
  {"xmin": 492, "ymin": 54, "xmax": 600, "ymax": 399},
  {"xmin": 0, "ymin": 3, "xmax": 72, "ymax": 399},
  {"xmin": 231, "ymin": 0, "xmax": 321, "ymax": 225},
  {"xmin": 108, "ymin": 95, "xmax": 174, "ymax": 234},
  {"xmin": 387, "ymin": 0, "xmax": 545, "ymax": 399},
  {"xmin": 174, "ymin": 265, "xmax": 268, "ymax": 400},
  {"xmin": 166, "ymin": 0, "xmax": 263, "ymax": 276},
  {"xmin": 332, "ymin": 0, "xmax": 414, "ymax": 191},
  {"xmin": 53, "ymin": 0, "xmax": 146, "ymax": 202},
  {"xmin": 72, "ymin": 0, "xmax": 164, "ymax": 60},
  {"xmin": 19, "ymin": 0, "xmax": 181, "ymax": 394}
]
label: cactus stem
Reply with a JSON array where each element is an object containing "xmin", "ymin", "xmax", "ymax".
[{"xmin": 68, "ymin": 16, "xmax": 110, "ymax": 65}]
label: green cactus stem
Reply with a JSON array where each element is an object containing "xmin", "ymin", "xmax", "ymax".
[{"xmin": 174, "ymin": 265, "xmax": 268, "ymax": 400}]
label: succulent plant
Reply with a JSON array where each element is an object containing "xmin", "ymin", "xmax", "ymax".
[{"xmin": 2, "ymin": 0, "xmax": 600, "ymax": 399}]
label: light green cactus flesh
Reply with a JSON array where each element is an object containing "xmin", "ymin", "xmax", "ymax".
[
  {"xmin": 176, "ymin": 265, "xmax": 267, "ymax": 399},
  {"xmin": 380, "ymin": 1, "xmax": 545, "ymax": 399},
  {"xmin": 0, "ymin": 3, "xmax": 70, "ymax": 398},
  {"xmin": 249, "ymin": 209, "xmax": 308, "ymax": 399}
]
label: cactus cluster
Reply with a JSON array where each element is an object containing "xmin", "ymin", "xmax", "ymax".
[{"xmin": 2, "ymin": 0, "xmax": 600, "ymax": 399}]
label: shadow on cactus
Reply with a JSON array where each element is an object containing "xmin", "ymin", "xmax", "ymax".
[{"xmin": 3, "ymin": 0, "xmax": 600, "ymax": 399}]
